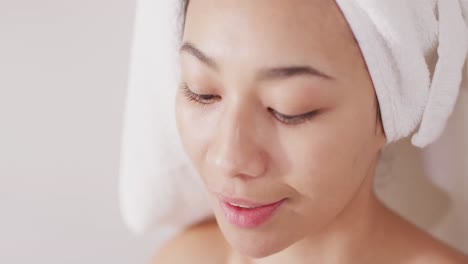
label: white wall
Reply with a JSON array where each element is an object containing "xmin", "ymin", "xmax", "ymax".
[{"xmin": 0, "ymin": 1, "xmax": 161, "ymax": 263}]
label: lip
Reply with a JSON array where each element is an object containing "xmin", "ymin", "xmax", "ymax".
[
  {"xmin": 216, "ymin": 194, "xmax": 286, "ymax": 228},
  {"xmin": 216, "ymin": 193, "xmax": 282, "ymax": 208}
]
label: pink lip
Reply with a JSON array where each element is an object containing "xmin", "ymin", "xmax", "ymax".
[{"xmin": 217, "ymin": 194, "xmax": 286, "ymax": 228}]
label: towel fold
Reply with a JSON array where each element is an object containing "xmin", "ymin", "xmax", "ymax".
[
  {"xmin": 119, "ymin": 0, "xmax": 468, "ymax": 235},
  {"xmin": 336, "ymin": 0, "xmax": 468, "ymax": 147}
]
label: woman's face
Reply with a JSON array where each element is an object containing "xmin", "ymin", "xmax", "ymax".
[{"xmin": 176, "ymin": 0, "xmax": 387, "ymax": 258}]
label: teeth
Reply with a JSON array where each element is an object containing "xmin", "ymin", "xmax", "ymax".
[{"xmin": 228, "ymin": 202, "xmax": 255, "ymax": 209}]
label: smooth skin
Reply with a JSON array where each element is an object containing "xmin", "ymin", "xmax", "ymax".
[{"xmin": 153, "ymin": 0, "xmax": 468, "ymax": 263}]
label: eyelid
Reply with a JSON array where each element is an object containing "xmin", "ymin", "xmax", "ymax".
[
  {"xmin": 268, "ymin": 108, "xmax": 319, "ymax": 125},
  {"xmin": 271, "ymin": 108, "xmax": 317, "ymax": 119},
  {"xmin": 181, "ymin": 83, "xmax": 318, "ymax": 125},
  {"xmin": 180, "ymin": 83, "xmax": 218, "ymax": 104}
]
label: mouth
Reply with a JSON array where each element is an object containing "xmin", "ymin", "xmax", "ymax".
[{"xmin": 216, "ymin": 194, "xmax": 286, "ymax": 228}]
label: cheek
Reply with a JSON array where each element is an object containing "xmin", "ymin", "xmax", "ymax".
[
  {"xmin": 278, "ymin": 112, "xmax": 373, "ymax": 223},
  {"xmin": 175, "ymin": 97, "xmax": 212, "ymax": 169},
  {"xmin": 287, "ymin": 138, "xmax": 360, "ymax": 201}
]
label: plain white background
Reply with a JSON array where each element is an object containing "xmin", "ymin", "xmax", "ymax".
[{"xmin": 0, "ymin": 0, "xmax": 162, "ymax": 263}]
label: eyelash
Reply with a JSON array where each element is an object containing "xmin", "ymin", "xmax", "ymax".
[
  {"xmin": 179, "ymin": 83, "xmax": 318, "ymax": 125},
  {"xmin": 180, "ymin": 83, "xmax": 218, "ymax": 106}
]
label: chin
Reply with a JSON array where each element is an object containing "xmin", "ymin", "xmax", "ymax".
[
  {"xmin": 219, "ymin": 223, "xmax": 295, "ymax": 259},
  {"xmin": 240, "ymin": 245, "xmax": 283, "ymax": 259},
  {"xmin": 235, "ymin": 235, "xmax": 291, "ymax": 259}
]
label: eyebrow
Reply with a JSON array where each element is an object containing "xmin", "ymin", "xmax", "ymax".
[{"xmin": 180, "ymin": 42, "xmax": 334, "ymax": 81}]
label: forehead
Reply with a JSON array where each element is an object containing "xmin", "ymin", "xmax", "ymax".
[{"xmin": 183, "ymin": 0, "xmax": 362, "ymax": 77}]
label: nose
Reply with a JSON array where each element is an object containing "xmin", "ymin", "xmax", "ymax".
[{"xmin": 205, "ymin": 105, "xmax": 268, "ymax": 180}]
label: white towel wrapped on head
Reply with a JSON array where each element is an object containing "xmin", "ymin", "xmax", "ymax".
[
  {"xmin": 119, "ymin": 0, "xmax": 468, "ymax": 235},
  {"xmin": 336, "ymin": 0, "xmax": 468, "ymax": 147},
  {"xmin": 119, "ymin": 0, "xmax": 212, "ymax": 233}
]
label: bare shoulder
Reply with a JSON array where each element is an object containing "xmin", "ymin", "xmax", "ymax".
[
  {"xmin": 397, "ymin": 223, "xmax": 468, "ymax": 264},
  {"xmin": 410, "ymin": 246, "xmax": 468, "ymax": 264},
  {"xmin": 150, "ymin": 218, "xmax": 229, "ymax": 264},
  {"xmin": 379, "ymin": 205, "xmax": 468, "ymax": 264},
  {"xmin": 413, "ymin": 239, "xmax": 468, "ymax": 264}
]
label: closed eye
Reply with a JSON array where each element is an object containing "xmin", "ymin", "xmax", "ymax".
[
  {"xmin": 268, "ymin": 108, "xmax": 319, "ymax": 125},
  {"xmin": 180, "ymin": 83, "xmax": 219, "ymax": 105},
  {"xmin": 180, "ymin": 83, "xmax": 319, "ymax": 125}
]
